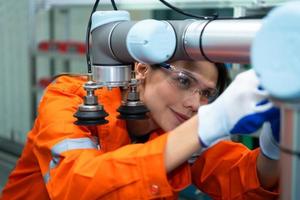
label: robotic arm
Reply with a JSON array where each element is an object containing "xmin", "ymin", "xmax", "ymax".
[
  {"xmin": 90, "ymin": 11, "xmax": 261, "ymax": 84},
  {"xmin": 74, "ymin": 10, "xmax": 262, "ymax": 124}
]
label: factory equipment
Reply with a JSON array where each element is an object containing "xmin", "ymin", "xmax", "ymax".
[{"xmin": 74, "ymin": 1, "xmax": 300, "ymax": 199}]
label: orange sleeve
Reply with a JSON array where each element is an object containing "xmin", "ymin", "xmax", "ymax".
[
  {"xmin": 191, "ymin": 141, "xmax": 279, "ymax": 200},
  {"xmin": 33, "ymin": 76, "xmax": 188, "ymax": 199}
]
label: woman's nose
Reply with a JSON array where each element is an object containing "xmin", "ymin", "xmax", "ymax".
[{"xmin": 182, "ymin": 92, "xmax": 202, "ymax": 112}]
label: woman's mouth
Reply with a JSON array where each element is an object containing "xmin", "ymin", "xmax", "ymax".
[{"xmin": 171, "ymin": 109, "xmax": 189, "ymax": 123}]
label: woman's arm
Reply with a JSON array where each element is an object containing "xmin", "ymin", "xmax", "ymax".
[
  {"xmin": 165, "ymin": 115, "xmax": 200, "ymax": 172},
  {"xmin": 257, "ymin": 121, "xmax": 281, "ymax": 189},
  {"xmin": 257, "ymin": 152, "xmax": 280, "ymax": 189}
]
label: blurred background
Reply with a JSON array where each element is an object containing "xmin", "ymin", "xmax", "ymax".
[{"xmin": 0, "ymin": 0, "xmax": 288, "ymax": 199}]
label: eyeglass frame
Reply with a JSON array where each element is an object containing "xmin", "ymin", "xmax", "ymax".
[{"xmin": 151, "ymin": 63, "xmax": 219, "ymax": 102}]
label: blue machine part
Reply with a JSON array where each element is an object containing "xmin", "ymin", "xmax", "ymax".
[
  {"xmin": 91, "ymin": 11, "xmax": 130, "ymax": 31},
  {"xmin": 126, "ymin": 19, "xmax": 176, "ymax": 64},
  {"xmin": 251, "ymin": 1, "xmax": 300, "ymax": 101}
]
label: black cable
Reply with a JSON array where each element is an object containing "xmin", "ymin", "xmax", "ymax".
[
  {"xmin": 111, "ymin": 0, "xmax": 118, "ymax": 10},
  {"xmin": 215, "ymin": 15, "xmax": 264, "ymax": 20},
  {"xmin": 158, "ymin": 0, "xmax": 218, "ymax": 20},
  {"xmin": 86, "ymin": 0, "xmax": 100, "ymax": 74},
  {"xmin": 279, "ymin": 145, "xmax": 300, "ymax": 158},
  {"xmin": 158, "ymin": 0, "xmax": 264, "ymax": 20},
  {"xmin": 86, "ymin": 0, "xmax": 119, "ymax": 73}
]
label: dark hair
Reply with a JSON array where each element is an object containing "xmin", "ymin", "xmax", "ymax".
[{"xmin": 214, "ymin": 63, "xmax": 231, "ymax": 96}]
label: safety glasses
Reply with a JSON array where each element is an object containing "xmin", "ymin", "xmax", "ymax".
[{"xmin": 153, "ymin": 63, "xmax": 218, "ymax": 102}]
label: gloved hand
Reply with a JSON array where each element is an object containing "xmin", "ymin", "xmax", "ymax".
[
  {"xmin": 198, "ymin": 69, "xmax": 277, "ymax": 147},
  {"xmin": 259, "ymin": 107, "xmax": 280, "ymax": 160}
]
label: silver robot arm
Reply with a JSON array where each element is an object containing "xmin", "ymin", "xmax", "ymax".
[{"xmin": 90, "ymin": 10, "xmax": 262, "ymax": 87}]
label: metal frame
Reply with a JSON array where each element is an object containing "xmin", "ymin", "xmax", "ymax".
[
  {"xmin": 41, "ymin": 0, "xmax": 287, "ymax": 9},
  {"xmin": 280, "ymin": 104, "xmax": 300, "ymax": 200}
]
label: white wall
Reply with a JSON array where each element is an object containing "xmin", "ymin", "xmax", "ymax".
[{"xmin": 0, "ymin": 0, "xmax": 31, "ymax": 143}]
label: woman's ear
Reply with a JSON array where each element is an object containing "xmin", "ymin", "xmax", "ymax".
[{"xmin": 135, "ymin": 63, "xmax": 150, "ymax": 80}]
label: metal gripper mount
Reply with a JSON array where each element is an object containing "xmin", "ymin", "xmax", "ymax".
[
  {"xmin": 74, "ymin": 75, "xmax": 109, "ymax": 125},
  {"xmin": 117, "ymin": 72, "xmax": 149, "ymax": 120}
]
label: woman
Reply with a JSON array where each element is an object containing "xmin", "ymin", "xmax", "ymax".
[{"xmin": 1, "ymin": 60, "xmax": 279, "ymax": 199}]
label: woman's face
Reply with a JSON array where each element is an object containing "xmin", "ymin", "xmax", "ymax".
[{"xmin": 136, "ymin": 60, "xmax": 218, "ymax": 132}]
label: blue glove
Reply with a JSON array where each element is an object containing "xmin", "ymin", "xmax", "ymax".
[
  {"xmin": 259, "ymin": 106, "xmax": 280, "ymax": 160},
  {"xmin": 198, "ymin": 69, "xmax": 278, "ymax": 147}
]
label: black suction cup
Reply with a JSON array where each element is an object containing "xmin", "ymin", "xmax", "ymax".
[
  {"xmin": 74, "ymin": 106, "xmax": 109, "ymax": 125},
  {"xmin": 117, "ymin": 103, "xmax": 149, "ymax": 120}
]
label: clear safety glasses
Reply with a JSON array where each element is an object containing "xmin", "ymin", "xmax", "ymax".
[{"xmin": 154, "ymin": 63, "xmax": 218, "ymax": 102}]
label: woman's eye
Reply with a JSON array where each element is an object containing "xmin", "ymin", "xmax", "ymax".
[
  {"xmin": 175, "ymin": 74, "xmax": 192, "ymax": 89},
  {"xmin": 202, "ymin": 89, "xmax": 217, "ymax": 100},
  {"xmin": 201, "ymin": 90, "xmax": 211, "ymax": 98}
]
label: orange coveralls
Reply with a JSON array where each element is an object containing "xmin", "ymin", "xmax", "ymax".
[{"xmin": 1, "ymin": 76, "xmax": 279, "ymax": 200}]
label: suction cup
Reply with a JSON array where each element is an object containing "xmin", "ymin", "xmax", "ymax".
[
  {"xmin": 74, "ymin": 105, "xmax": 109, "ymax": 125},
  {"xmin": 117, "ymin": 102, "xmax": 149, "ymax": 120}
]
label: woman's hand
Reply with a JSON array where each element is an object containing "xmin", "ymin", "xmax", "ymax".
[{"xmin": 197, "ymin": 69, "xmax": 279, "ymax": 147}]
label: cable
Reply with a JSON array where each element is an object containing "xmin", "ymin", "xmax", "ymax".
[
  {"xmin": 86, "ymin": 0, "xmax": 119, "ymax": 74},
  {"xmin": 279, "ymin": 145, "xmax": 300, "ymax": 158},
  {"xmin": 158, "ymin": 0, "xmax": 218, "ymax": 20},
  {"xmin": 157, "ymin": 0, "xmax": 263, "ymax": 20},
  {"xmin": 86, "ymin": 0, "xmax": 100, "ymax": 74},
  {"xmin": 111, "ymin": 0, "xmax": 118, "ymax": 10}
]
